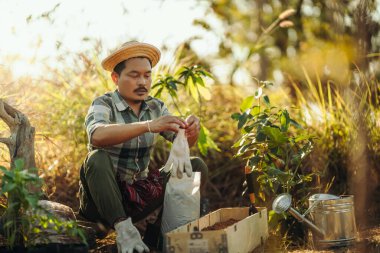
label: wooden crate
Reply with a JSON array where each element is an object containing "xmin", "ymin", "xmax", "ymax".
[{"xmin": 164, "ymin": 207, "xmax": 268, "ymax": 253}]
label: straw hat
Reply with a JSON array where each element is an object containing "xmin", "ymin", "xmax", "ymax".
[{"xmin": 101, "ymin": 41, "xmax": 161, "ymax": 72}]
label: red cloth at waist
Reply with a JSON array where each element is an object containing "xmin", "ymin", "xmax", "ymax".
[{"xmin": 117, "ymin": 168, "xmax": 163, "ymax": 212}]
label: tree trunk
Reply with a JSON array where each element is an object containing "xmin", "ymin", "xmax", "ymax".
[
  {"xmin": 0, "ymin": 99, "xmax": 37, "ymax": 247},
  {"xmin": 257, "ymin": 0, "xmax": 269, "ymax": 81},
  {"xmin": 0, "ymin": 99, "xmax": 36, "ymax": 171}
]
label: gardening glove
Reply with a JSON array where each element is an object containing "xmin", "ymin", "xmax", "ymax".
[
  {"xmin": 163, "ymin": 128, "xmax": 192, "ymax": 178},
  {"xmin": 115, "ymin": 218, "xmax": 150, "ymax": 253}
]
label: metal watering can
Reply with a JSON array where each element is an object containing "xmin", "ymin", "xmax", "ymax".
[{"xmin": 272, "ymin": 193, "xmax": 357, "ymax": 248}]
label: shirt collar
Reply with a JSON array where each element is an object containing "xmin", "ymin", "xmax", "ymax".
[{"xmin": 112, "ymin": 90, "xmax": 151, "ymax": 112}]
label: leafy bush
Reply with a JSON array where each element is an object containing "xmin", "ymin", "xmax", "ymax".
[
  {"xmin": 232, "ymin": 82, "xmax": 315, "ymax": 242},
  {"xmin": 0, "ymin": 159, "xmax": 86, "ymax": 249}
]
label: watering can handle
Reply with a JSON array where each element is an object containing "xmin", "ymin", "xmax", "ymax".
[{"xmin": 302, "ymin": 200, "xmax": 322, "ymax": 217}]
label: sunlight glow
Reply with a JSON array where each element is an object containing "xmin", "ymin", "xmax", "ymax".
[{"xmin": 1, "ymin": 0, "xmax": 215, "ymax": 78}]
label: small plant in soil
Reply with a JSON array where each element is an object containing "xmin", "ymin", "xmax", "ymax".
[{"xmin": 232, "ymin": 82, "xmax": 315, "ymax": 243}]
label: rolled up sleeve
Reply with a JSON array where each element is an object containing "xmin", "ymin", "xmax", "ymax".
[{"xmin": 85, "ymin": 98, "xmax": 112, "ymax": 145}]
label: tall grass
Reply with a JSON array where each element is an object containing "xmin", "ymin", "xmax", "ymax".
[
  {"xmin": 289, "ymin": 68, "xmax": 350, "ymax": 190},
  {"xmin": 289, "ymin": 67, "xmax": 380, "ymax": 223}
]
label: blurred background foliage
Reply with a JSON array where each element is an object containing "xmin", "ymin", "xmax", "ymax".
[{"xmin": 1, "ymin": 0, "xmax": 380, "ymax": 246}]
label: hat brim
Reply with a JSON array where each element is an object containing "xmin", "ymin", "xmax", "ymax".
[{"xmin": 101, "ymin": 43, "xmax": 161, "ymax": 72}]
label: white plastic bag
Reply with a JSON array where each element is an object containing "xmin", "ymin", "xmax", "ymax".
[{"xmin": 161, "ymin": 172, "xmax": 201, "ymax": 234}]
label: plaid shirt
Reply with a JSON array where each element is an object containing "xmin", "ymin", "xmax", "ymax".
[{"xmin": 85, "ymin": 90, "xmax": 175, "ymax": 182}]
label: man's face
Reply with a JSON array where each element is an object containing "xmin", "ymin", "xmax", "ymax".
[{"xmin": 112, "ymin": 57, "xmax": 152, "ymax": 105}]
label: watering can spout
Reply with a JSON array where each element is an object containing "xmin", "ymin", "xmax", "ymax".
[
  {"xmin": 272, "ymin": 193, "xmax": 325, "ymax": 237},
  {"xmin": 287, "ymin": 207, "xmax": 325, "ymax": 237}
]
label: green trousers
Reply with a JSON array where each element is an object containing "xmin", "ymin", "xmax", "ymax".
[{"xmin": 78, "ymin": 149, "xmax": 208, "ymax": 228}]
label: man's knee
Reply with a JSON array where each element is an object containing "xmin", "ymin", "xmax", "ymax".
[{"xmin": 85, "ymin": 150, "xmax": 114, "ymax": 176}]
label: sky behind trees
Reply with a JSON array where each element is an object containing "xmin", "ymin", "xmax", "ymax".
[{"xmin": 1, "ymin": 0, "xmax": 218, "ymax": 77}]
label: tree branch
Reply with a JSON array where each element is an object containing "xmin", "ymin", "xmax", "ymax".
[
  {"xmin": 0, "ymin": 99, "xmax": 20, "ymax": 128},
  {"xmin": 0, "ymin": 137, "xmax": 12, "ymax": 146}
]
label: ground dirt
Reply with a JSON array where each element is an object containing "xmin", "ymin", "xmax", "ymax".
[
  {"xmin": 1, "ymin": 172, "xmax": 379, "ymax": 252},
  {"xmin": 88, "ymin": 217, "xmax": 380, "ymax": 253},
  {"xmin": 257, "ymin": 224, "xmax": 380, "ymax": 253}
]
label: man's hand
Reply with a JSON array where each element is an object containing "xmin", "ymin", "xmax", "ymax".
[
  {"xmin": 185, "ymin": 115, "xmax": 200, "ymax": 138},
  {"xmin": 149, "ymin": 115, "xmax": 187, "ymax": 133},
  {"xmin": 115, "ymin": 218, "xmax": 150, "ymax": 253},
  {"xmin": 185, "ymin": 115, "xmax": 200, "ymax": 146}
]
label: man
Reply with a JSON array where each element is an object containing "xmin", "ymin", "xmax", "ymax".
[{"xmin": 78, "ymin": 41, "xmax": 208, "ymax": 253}]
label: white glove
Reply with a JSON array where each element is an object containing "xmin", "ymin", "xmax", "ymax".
[
  {"xmin": 115, "ymin": 218, "xmax": 150, "ymax": 253},
  {"xmin": 163, "ymin": 129, "xmax": 192, "ymax": 178}
]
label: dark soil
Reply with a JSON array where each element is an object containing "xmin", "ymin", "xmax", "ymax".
[{"xmin": 201, "ymin": 218, "xmax": 240, "ymax": 231}]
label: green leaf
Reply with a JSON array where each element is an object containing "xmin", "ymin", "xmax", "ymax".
[
  {"xmin": 238, "ymin": 112, "xmax": 249, "ymax": 129},
  {"xmin": 250, "ymin": 106, "xmax": 260, "ymax": 116},
  {"xmin": 187, "ymin": 77, "xmax": 200, "ymax": 103},
  {"xmin": 262, "ymin": 126, "xmax": 288, "ymax": 146},
  {"xmin": 232, "ymin": 136, "xmax": 246, "ymax": 148},
  {"xmin": 280, "ymin": 110, "xmax": 290, "ymax": 132},
  {"xmin": 198, "ymin": 68, "xmax": 213, "ymax": 78},
  {"xmin": 77, "ymin": 229, "xmax": 88, "ymax": 246},
  {"xmin": 243, "ymin": 125, "xmax": 254, "ymax": 133},
  {"xmin": 197, "ymin": 126, "xmax": 207, "ymax": 155},
  {"xmin": 267, "ymin": 167, "xmax": 289, "ymax": 183},
  {"xmin": 168, "ymin": 80, "xmax": 178, "ymax": 90},
  {"xmin": 294, "ymin": 134, "xmax": 311, "ymax": 142},
  {"xmin": 256, "ymin": 131, "xmax": 266, "ymax": 142},
  {"xmin": 153, "ymin": 87, "xmax": 163, "ymax": 98},
  {"xmin": 14, "ymin": 159, "xmax": 24, "ymax": 170},
  {"xmin": 0, "ymin": 167, "xmax": 14, "ymax": 178},
  {"xmin": 174, "ymin": 66, "xmax": 187, "ymax": 77},
  {"xmin": 290, "ymin": 119, "xmax": 302, "ymax": 129},
  {"xmin": 263, "ymin": 95, "xmax": 270, "ymax": 106},
  {"xmin": 25, "ymin": 195, "xmax": 39, "ymax": 208},
  {"xmin": 1, "ymin": 183, "xmax": 16, "ymax": 193},
  {"xmin": 237, "ymin": 144, "xmax": 250, "ymax": 155},
  {"xmin": 249, "ymin": 156, "xmax": 261, "ymax": 167},
  {"xmin": 268, "ymin": 210, "xmax": 284, "ymax": 229},
  {"xmin": 240, "ymin": 96, "xmax": 255, "ymax": 112},
  {"xmin": 195, "ymin": 76, "xmax": 205, "ymax": 87},
  {"xmin": 197, "ymin": 124, "xmax": 220, "ymax": 156},
  {"xmin": 231, "ymin": 113, "xmax": 241, "ymax": 120}
]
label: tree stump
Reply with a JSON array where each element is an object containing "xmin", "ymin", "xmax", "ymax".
[{"xmin": 0, "ymin": 99, "xmax": 36, "ymax": 171}]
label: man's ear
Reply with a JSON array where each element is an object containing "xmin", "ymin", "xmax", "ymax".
[{"xmin": 111, "ymin": 72, "xmax": 119, "ymax": 84}]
